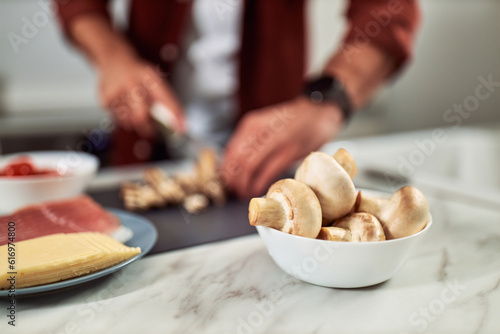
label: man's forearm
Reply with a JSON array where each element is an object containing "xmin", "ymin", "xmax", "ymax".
[
  {"xmin": 324, "ymin": 44, "xmax": 396, "ymax": 111},
  {"xmin": 69, "ymin": 14, "xmax": 138, "ymax": 70}
]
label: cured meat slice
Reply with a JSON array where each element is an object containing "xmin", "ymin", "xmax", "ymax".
[{"xmin": 0, "ymin": 196, "xmax": 121, "ymax": 246}]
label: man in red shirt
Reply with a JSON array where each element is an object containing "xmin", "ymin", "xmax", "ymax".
[{"xmin": 55, "ymin": 0, "xmax": 420, "ymax": 198}]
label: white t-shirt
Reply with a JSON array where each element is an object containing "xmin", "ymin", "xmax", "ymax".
[{"xmin": 172, "ymin": 0, "xmax": 244, "ymax": 149}]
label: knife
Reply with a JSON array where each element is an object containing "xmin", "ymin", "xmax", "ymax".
[
  {"xmin": 361, "ymin": 167, "xmax": 500, "ymax": 211},
  {"xmin": 150, "ymin": 102, "xmax": 204, "ymax": 158}
]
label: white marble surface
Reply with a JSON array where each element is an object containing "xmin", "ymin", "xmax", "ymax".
[
  {"xmin": 2, "ymin": 126, "xmax": 500, "ymax": 333},
  {"xmin": 1, "ymin": 191, "xmax": 500, "ymax": 334}
]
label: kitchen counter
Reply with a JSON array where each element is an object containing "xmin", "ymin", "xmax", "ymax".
[
  {"xmin": 1, "ymin": 126, "xmax": 500, "ymax": 333},
  {"xmin": 2, "ymin": 191, "xmax": 500, "ymax": 334}
]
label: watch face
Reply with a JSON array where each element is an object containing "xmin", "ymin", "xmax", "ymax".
[
  {"xmin": 305, "ymin": 77, "xmax": 334, "ymax": 103},
  {"xmin": 306, "ymin": 76, "xmax": 342, "ymax": 102},
  {"xmin": 310, "ymin": 90, "xmax": 324, "ymax": 103},
  {"xmin": 303, "ymin": 76, "xmax": 352, "ymax": 121}
]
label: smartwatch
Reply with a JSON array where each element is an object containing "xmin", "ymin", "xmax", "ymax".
[{"xmin": 302, "ymin": 76, "xmax": 353, "ymax": 122}]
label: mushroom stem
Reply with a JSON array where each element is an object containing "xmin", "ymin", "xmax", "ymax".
[
  {"xmin": 249, "ymin": 179, "xmax": 322, "ymax": 238},
  {"xmin": 356, "ymin": 196, "xmax": 388, "ymax": 214},
  {"xmin": 357, "ymin": 187, "xmax": 430, "ymax": 239},
  {"xmin": 248, "ymin": 198, "xmax": 287, "ymax": 230},
  {"xmin": 333, "ymin": 212, "xmax": 386, "ymax": 242},
  {"xmin": 317, "ymin": 227, "xmax": 352, "ymax": 241},
  {"xmin": 333, "ymin": 148, "xmax": 358, "ymax": 180}
]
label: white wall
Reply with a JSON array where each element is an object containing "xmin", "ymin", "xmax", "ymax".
[
  {"xmin": 367, "ymin": 0, "xmax": 500, "ymax": 133},
  {"xmin": 308, "ymin": 0, "xmax": 500, "ymax": 137},
  {"xmin": 0, "ymin": 0, "xmax": 97, "ymax": 114},
  {"xmin": 0, "ymin": 0, "xmax": 127, "ymax": 117},
  {"xmin": 0, "ymin": 0, "xmax": 499, "ymax": 135}
]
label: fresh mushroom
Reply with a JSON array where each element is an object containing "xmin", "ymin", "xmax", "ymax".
[
  {"xmin": 248, "ymin": 178, "xmax": 322, "ymax": 238},
  {"xmin": 356, "ymin": 186, "xmax": 430, "ymax": 239},
  {"xmin": 332, "ymin": 212, "xmax": 386, "ymax": 242},
  {"xmin": 294, "ymin": 151, "xmax": 357, "ymax": 224},
  {"xmin": 333, "ymin": 148, "xmax": 358, "ymax": 179},
  {"xmin": 317, "ymin": 227, "xmax": 352, "ymax": 241}
]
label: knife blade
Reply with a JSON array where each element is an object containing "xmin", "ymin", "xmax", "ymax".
[
  {"xmin": 361, "ymin": 167, "xmax": 500, "ymax": 211},
  {"xmin": 150, "ymin": 102, "xmax": 205, "ymax": 158}
]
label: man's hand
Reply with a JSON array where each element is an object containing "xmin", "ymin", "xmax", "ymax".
[
  {"xmin": 222, "ymin": 97, "xmax": 344, "ymax": 199},
  {"xmin": 98, "ymin": 55, "xmax": 184, "ymax": 137},
  {"xmin": 68, "ymin": 14, "xmax": 184, "ymax": 138},
  {"xmin": 222, "ymin": 41, "xmax": 397, "ymax": 199}
]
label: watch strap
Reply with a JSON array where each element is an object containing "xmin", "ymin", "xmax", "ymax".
[{"xmin": 302, "ymin": 76, "xmax": 353, "ymax": 122}]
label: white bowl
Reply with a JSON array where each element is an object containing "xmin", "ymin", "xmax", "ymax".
[
  {"xmin": 0, "ymin": 151, "xmax": 99, "ymax": 214},
  {"xmin": 256, "ymin": 189, "xmax": 433, "ymax": 288}
]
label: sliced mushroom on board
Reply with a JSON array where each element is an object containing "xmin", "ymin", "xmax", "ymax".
[
  {"xmin": 120, "ymin": 148, "xmax": 225, "ymax": 213},
  {"xmin": 183, "ymin": 194, "xmax": 210, "ymax": 214},
  {"xmin": 144, "ymin": 168, "xmax": 185, "ymax": 204},
  {"xmin": 195, "ymin": 148, "xmax": 226, "ymax": 206},
  {"xmin": 120, "ymin": 182, "xmax": 165, "ymax": 211}
]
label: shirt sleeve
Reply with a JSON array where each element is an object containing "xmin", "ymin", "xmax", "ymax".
[
  {"xmin": 54, "ymin": 0, "xmax": 111, "ymax": 40},
  {"xmin": 343, "ymin": 0, "xmax": 421, "ymax": 76}
]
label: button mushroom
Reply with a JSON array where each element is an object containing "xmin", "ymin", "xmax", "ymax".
[
  {"xmin": 248, "ymin": 178, "xmax": 322, "ymax": 239},
  {"xmin": 356, "ymin": 186, "xmax": 430, "ymax": 239},
  {"xmin": 333, "ymin": 148, "xmax": 358, "ymax": 180},
  {"xmin": 317, "ymin": 227, "xmax": 352, "ymax": 241},
  {"xmin": 331, "ymin": 212, "xmax": 386, "ymax": 242},
  {"xmin": 294, "ymin": 151, "xmax": 357, "ymax": 224}
]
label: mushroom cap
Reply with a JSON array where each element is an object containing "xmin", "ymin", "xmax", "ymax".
[
  {"xmin": 295, "ymin": 152, "xmax": 357, "ymax": 224},
  {"xmin": 333, "ymin": 212, "xmax": 386, "ymax": 242},
  {"xmin": 265, "ymin": 178, "xmax": 322, "ymax": 238},
  {"xmin": 358, "ymin": 186, "xmax": 430, "ymax": 239}
]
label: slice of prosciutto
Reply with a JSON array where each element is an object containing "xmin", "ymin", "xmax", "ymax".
[{"xmin": 0, "ymin": 196, "xmax": 121, "ymax": 246}]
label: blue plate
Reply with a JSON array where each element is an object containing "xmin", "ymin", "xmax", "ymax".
[{"xmin": 0, "ymin": 209, "xmax": 157, "ymax": 297}]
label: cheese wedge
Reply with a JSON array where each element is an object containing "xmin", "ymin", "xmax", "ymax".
[{"xmin": 0, "ymin": 232, "xmax": 141, "ymax": 289}]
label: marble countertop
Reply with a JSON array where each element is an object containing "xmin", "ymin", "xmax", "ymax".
[
  {"xmin": 2, "ymin": 125, "xmax": 500, "ymax": 333},
  {"xmin": 1, "ymin": 191, "xmax": 499, "ymax": 334}
]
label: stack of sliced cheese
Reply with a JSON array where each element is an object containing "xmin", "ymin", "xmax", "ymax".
[{"xmin": 0, "ymin": 232, "xmax": 141, "ymax": 289}]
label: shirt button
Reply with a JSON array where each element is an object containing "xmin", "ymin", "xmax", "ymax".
[{"xmin": 160, "ymin": 43, "xmax": 179, "ymax": 62}]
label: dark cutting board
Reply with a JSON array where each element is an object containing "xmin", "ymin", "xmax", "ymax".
[{"xmin": 88, "ymin": 188, "xmax": 256, "ymax": 255}]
